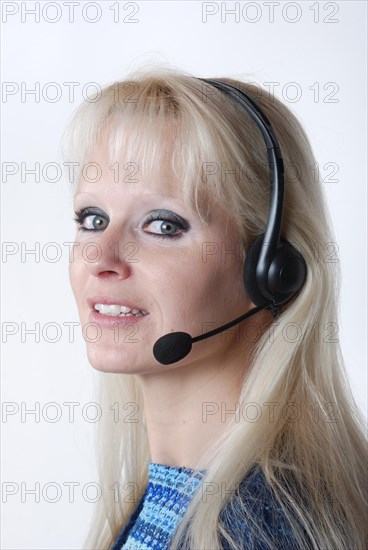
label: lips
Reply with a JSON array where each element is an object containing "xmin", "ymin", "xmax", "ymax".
[{"xmin": 87, "ymin": 296, "xmax": 148, "ymax": 312}]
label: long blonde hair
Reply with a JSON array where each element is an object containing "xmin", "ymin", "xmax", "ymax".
[{"xmin": 61, "ymin": 64, "xmax": 367, "ymax": 549}]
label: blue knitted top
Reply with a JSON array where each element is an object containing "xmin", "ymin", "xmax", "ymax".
[
  {"xmin": 111, "ymin": 462, "xmax": 306, "ymax": 550},
  {"xmin": 111, "ymin": 462, "xmax": 206, "ymax": 550}
]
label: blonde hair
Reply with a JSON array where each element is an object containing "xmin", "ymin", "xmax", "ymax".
[{"xmin": 61, "ymin": 64, "xmax": 367, "ymax": 549}]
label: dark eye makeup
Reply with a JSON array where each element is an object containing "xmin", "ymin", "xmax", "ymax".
[
  {"xmin": 73, "ymin": 207, "xmax": 109, "ymax": 231},
  {"xmin": 73, "ymin": 207, "xmax": 190, "ymax": 240}
]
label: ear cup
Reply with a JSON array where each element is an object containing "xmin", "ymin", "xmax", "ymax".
[
  {"xmin": 268, "ymin": 241, "xmax": 307, "ymax": 305},
  {"xmin": 243, "ymin": 235, "xmax": 307, "ymax": 307},
  {"xmin": 243, "ymin": 235, "xmax": 267, "ymax": 306}
]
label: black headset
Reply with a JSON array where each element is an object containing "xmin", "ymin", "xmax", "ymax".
[{"xmin": 198, "ymin": 78, "xmax": 307, "ymax": 316}]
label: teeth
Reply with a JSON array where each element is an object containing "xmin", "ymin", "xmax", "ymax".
[
  {"xmin": 101, "ymin": 304, "xmax": 121, "ymax": 315},
  {"xmin": 94, "ymin": 303, "xmax": 148, "ymax": 316}
]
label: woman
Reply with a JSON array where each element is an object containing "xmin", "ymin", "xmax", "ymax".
[{"xmin": 62, "ymin": 66, "xmax": 367, "ymax": 549}]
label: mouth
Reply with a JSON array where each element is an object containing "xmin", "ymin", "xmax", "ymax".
[{"xmin": 87, "ymin": 296, "xmax": 149, "ymax": 318}]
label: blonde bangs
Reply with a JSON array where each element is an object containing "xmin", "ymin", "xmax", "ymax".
[{"xmin": 61, "ymin": 75, "xmax": 234, "ymax": 227}]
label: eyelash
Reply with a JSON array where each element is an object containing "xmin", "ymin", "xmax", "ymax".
[{"xmin": 73, "ymin": 208, "xmax": 188, "ymax": 240}]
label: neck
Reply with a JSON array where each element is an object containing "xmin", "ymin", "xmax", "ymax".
[{"xmin": 137, "ymin": 337, "xmax": 251, "ymax": 470}]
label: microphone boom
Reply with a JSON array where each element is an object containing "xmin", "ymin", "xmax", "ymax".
[{"xmin": 153, "ymin": 303, "xmax": 272, "ymax": 365}]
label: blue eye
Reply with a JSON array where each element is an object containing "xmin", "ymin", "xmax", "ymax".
[
  {"xmin": 73, "ymin": 208, "xmax": 109, "ymax": 232},
  {"xmin": 143, "ymin": 211, "xmax": 189, "ymax": 240},
  {"xmin": 73, "ymin": 208, "xmax": 190, "ymax": 240}
]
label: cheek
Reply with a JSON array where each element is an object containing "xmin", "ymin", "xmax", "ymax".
[
  {"xmin": 205, "ymin": 254, "xmax": 246, "ymax": 310},
  {"xmin": 177, "ymin": 262, "xmax": 222, "ymax": 314}
]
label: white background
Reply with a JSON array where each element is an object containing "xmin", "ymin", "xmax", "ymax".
[{"xmin": 1, "ymin": 1, "xmax": 367, "ymax": 549}]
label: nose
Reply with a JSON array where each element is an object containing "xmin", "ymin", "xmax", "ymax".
[{"xmin": 82, "ymin": 231, "xmax": 133, "ymax": 281}]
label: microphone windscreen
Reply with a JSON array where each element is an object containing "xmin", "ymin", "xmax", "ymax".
[{"xmin": 153, "ymin": 332, "xmax": 193, "ymax": 365}]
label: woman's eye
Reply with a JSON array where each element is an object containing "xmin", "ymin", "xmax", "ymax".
[
  {"xmin": 73, "ymin": 208, "xmax": 189, "ymax": 240},
  {"xmin": 144, "ymin": 219, "xmax": 182, "ymax": 239},
  {"xmin": 143, "ymin": 212, "xmax": 190, "ymax": 240},
  {"xmin": 73, "ymin": 208, "xmax": 109, "ymax": 232}
]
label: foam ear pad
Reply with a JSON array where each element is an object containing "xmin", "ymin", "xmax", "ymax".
[
  {"xmin": 268, "ymin": 242, "xmax": 307, "ymax": 302},
  {"xmin": 243, "ymin": 234, "xmax": 266, "ymax": 306},
  {"xmin": 243, "ymin": 235, "xmax": 307, "ymax": 308}
]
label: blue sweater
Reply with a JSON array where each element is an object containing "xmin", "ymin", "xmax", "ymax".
[{"xmin": 111, "ymin": 462, "xmax": 305, "ymax": 550}]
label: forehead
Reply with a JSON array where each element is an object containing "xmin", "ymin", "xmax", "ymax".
[
  {"xmin": 71, "ymin": 112, "xmax": 229, "ymax": 230},
  {"xmin": 77, "ymin": 124, "xmax": 183, "ymax": 200},
  {"xmin": 74, "ymin": 131, "xmax": 241, "ymax": 240}
]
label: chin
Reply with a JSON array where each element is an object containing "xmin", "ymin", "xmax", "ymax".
[
  {"xmin": 85, "ymin": 344, "xmax": 159, "ymax": 374},
  {"xmin": 85, "ymin": 344, "xmax": 133, "ymax": 373}
]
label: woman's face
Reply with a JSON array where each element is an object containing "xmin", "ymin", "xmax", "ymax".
[{"xmin": 69, "ymin": 132, "xmax": 255, "ymax": 374}]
